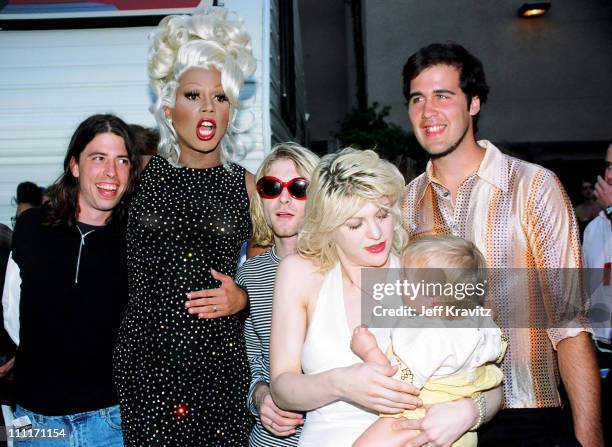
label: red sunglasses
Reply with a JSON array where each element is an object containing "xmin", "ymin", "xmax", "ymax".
[{"xmin": 256, "ymin": 176, "xmax": 308, "ymax": 200}]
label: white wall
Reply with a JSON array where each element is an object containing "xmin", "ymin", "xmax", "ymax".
[
  {"xmin": 0, "ymin": 26, "xmax": 154, "ymax": 226},
  {"xmin": 0, "ymin": 1, "xmax": 270, "ymax": 225},
  {"xmin": 222, "ymin": 0, "xmax": 269, "ymax": 173}
]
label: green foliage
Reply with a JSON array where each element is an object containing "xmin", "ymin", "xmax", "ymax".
[{"xmin": 335, "ymin": 102, "xmax": 426, "ymax": 181}]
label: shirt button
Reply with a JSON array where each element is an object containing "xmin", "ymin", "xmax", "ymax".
[{"xmin": 442, "ymin": 191, "xmax": 450, "ymax": 197}]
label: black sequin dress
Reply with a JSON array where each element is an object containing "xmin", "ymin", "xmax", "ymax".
[{"xmin": 114, "ymin": 156, "xmax": 252, "ymax": 446}]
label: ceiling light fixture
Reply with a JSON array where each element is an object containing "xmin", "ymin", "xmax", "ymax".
[{"xmin": 518, "ymin": 2, "xmax": 551, "ymax": 18}]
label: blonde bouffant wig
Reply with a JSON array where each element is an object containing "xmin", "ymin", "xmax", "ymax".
[
  {"xmin": 148, "ymin": 7, "xmax": 256, "ymax": 166},
  {"xmin": 298, "ymin": 148, "xmax": 408, "ymax": 272}
]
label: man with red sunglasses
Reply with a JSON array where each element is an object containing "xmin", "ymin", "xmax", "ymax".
[{"xmin": 236, "ymin": 143, "xmax": 319, "ymax": 446}]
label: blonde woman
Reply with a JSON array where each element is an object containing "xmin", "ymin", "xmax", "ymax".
[{"xmin": 270, "ymin": 149, "xmax": 502, "ymax": 447}]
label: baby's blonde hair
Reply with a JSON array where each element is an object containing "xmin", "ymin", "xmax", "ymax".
[
  {"xmin": 403, "ymin": 235, "xmax": 487, "ymax": 305},
  {"xmin": 404, "ymin": 235, "xmax": 486, "ymax": 270}
]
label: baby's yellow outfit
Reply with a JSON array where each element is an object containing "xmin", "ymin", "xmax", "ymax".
[{"xmin": 382, "ymin": 318, "xmax": 506, "ymax": 447}]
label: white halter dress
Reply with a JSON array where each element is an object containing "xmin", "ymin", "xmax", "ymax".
[{"xmin": 298, "ymin": 258, "xmax": 398, "ymax": 446}]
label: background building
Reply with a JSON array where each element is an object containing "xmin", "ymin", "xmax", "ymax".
[
  {"xmin": 0, "ymin": 0, "xmax": 306, "ymax": 225},
  {"xmin": 300, "ymin": 0, "xmax": 612, "ymax": 199},
  {"xmin": 1, "ymin": 0, "xmax": 611, "ymax": 223}
]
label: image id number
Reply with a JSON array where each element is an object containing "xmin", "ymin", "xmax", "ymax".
[{"xmin": 7, "ymin": 427, "xmax": 67, "ymax": 439}]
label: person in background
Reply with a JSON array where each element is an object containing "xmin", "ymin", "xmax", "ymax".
[
  {"xmin": 0, "ymin": 221, "xmax": 14, "ymax": 378},
  {"xmin": 0, "ymin": 224, "xmax": 10, "ymax": 275},
  {"xmin": 11, "ymin": 181, "xmax": 43, "ymax": 227},
  {"xmin": 583, "ymin": 143, "xmax": 612, "ymax": 350},
  {"xmin": 593, "ymin": 143, "xmax": 612, "ymax": 221},
  {"xmin": 0, "ymin": 218, "xmax": 12, "ymax": 447},
  {"xmin": 128, "ymin": 124, "xmax": 159, "ymax": 157},
  {"xmin": 575, "ymin": 180, "xmax": 601, "ymax": 236},
  {"xmin": 2, "ymin": 113, "xmax": 138, "ymax": 446},
  {"xmin": 0, "ymin": 208, "xmax": 15, "ymax": 423}
]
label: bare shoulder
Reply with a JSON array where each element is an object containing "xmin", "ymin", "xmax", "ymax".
[
  {"xmin": 278, "ymin": 254, "xmax": 324, "ymax": 293},
  {"xmin": 279, "ymin": 253, "xmax": 320, "ymax": 275}
]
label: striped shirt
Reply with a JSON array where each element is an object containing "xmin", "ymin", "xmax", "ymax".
[
  {"xmin": 402, "ymin": 140, "xmax": 589, "ymax": 409},
  {"xmin": 237, "ymin": 247, "xmax": 301, "ymax": 446}
]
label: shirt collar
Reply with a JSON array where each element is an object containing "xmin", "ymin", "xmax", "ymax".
[
  {"xmin": 475, "ymin": 140, "xmax": 510, "ymax": 193},
  {"xmin": 416, "ymin": 139, "xmax": 509, "ymax": 204},
  {"xmin": 269, "ymin": 245, "xmax": 281, "ymax": 263}
]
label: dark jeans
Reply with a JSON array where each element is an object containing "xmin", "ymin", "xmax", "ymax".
[{"xmin": 478, "ymin": 408, "xmax": 581, "ymax": 447}]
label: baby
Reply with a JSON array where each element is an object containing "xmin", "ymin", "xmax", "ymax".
[{"xmin": 351, "ymin": 235, "xmax": 506, "ymax": 447}]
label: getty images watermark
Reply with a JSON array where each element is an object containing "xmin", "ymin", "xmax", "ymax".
[
  {"xmin": 360, "ymin": 268, "xmax": 612, "ymax": 331},
  {"xmin": 371, "ymin": 274, "xmax": 489, "ymax": 318}
]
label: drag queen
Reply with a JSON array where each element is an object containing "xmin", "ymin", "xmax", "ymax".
[{"xmin": 114, "ymin": 7, "xmax": 256, "ymax": 446}]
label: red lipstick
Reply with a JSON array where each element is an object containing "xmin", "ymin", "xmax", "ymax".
[
  {"xmin": 196, "ymin": 118, "xmax": 216, "ymax": 141},
  {"xmin": 365, "ymin": 241, "xmax": 386, "ymax": 253}
]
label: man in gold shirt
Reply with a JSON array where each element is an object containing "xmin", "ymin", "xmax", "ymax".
[{"xmin": 400, "ymin": 43, "xmax": 603, "ymax": 447}]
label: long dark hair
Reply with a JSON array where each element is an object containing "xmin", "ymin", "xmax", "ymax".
[{"xmin": 45, "ymin": 114, "xmax": 139, "ymax": 227}]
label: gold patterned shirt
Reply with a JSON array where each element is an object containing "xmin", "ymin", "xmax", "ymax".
[{"xmin": 402, "ymin": 140, "xmax": 589, "ymax": 409}]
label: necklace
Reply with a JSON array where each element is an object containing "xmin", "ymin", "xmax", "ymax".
[
  {"xmin": 340, "ymin": 258, "xmax": 395, "ymax": 300},
  {"xmin": 340, "ymin": 264, "xmax": 367, "ymax": 295}
]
